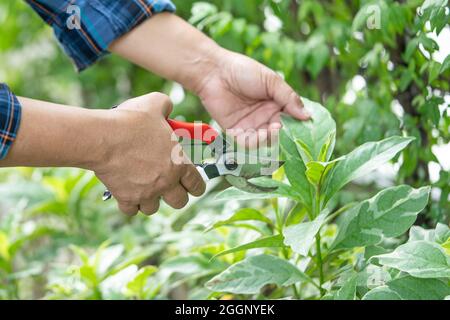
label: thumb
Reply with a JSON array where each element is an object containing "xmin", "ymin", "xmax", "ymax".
[
  {"xmin": 141, "ymin": 92, "xmax": 173, "ymax": 118},
  {"xmin": 266, "ymin": 71, "xmax": 310, "ymax": 120}
]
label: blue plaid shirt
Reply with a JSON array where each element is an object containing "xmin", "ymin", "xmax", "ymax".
[{"xmin": 0, "ymin": 0, "xmax": 175, "ymax": 160}]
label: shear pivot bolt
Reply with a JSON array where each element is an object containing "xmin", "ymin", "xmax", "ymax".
[{"xmin": 225, "ymin": 158, "xmax": 238, "ymax": 171}]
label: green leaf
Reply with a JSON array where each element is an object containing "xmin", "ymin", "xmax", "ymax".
[
  {"xmin": 283, "ymin": 213, "xmax": 327, "ymax": 256},
  {"xmin": 409, "ymin": 226, "xmax": 435, "ymax": 242},
  {"xmin": 440, "ymin": 55, "xmax": 450, "ymax": 74},
  {"xmin": 399, "ymin": 69, "xmax": 413, "ymax": 91},
  {"xmin": 212, "ymin": 235, "xmax": 285, "ymax": 259},
  {"xmin": 364, "ymin": 246, "xmax": 390, "ymax": 261},
  {"xmin": 435, "ymin": 223, "xmax": 450, "ymax": 244},
  {"xmin": 442, "ymin": 240, "xmax": 450, "ymax": 256},
  {"xmin": 362, "ymin": 286, "xmax": 402, "ymax": 300},
  {"xmin": 281, "ymin": 97, "xmax": 336, "ymax": 163},
  {"xmin": 305, "ymin": 159, "xmax": 341, "ymax": 187},
  {"xmin": 206, "ymin": 208, "xmax": 272, "ymax": 232},
  {"xmin": 79, "ymin": 265, "xmax": 98, "ymax": 287},
  {"xmin": 404, "ymin": 38, "xmax": 419, "ymax": 60},
  {"xmin": 386, "ymin": 276, "xmax": 450, "ymax": 300},
  {"xmin": 421, "ymin": 0, "xmax": 448, "ymax": 11},
  {"xmin": 428, "ymin": 60, "xmax": 441, "ymax": 83},
  {"xmin": 374, "ymin": 241, "xmax": 450, "ymax": 278},
  {"xmin": 332, "ymin": 185, "xmax": 430, "ymax": 250},
  {"xmin": 334, "ymin": 275, "xmax": 357, "ymax": 300},
  {"xmin": 161, "ymin": 254, "xmax": 226, "ymax": 277},
  {"xmin": 205, "ymin": 254, "xmax": 309, "ymax": 294},
  {"xmin": 307, "ymin": 43, "xmax": 329, "ymax": 78},
  {"xmin": 189, "ymin": 2, "xmax": 218, "ymax": 25},
  {"xmin": 323, "ymin": 136, "xmax": 415, "ymax": 204},
  {"xmin": 215, "ymin": 177, "xmax": 302, "ymax": 201},
  {"xmin": 0, "ymin": 232, "xmax": 10, "ymax": 261},
  {"xmin": 126, "ymin": 266, "xmax": 158, "ymax": 297},
  {"xmin": 419, "ymin": 34, "xmax": 439, "ymax": 54},
  {"xmin": 280, "ymin": 130, "xmax": 312, "ymax": 208}
]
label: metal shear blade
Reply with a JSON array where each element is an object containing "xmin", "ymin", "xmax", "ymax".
[{"xmin": 196, "ymin": 154, "xmax": 284, "ymax": 193}]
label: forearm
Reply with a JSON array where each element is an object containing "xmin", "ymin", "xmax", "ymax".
[
  {"xmin": 109, "ymin": 13, "xmax": 223, "ymax": 94},
  {"xmin": 0, "ymin": 97, "xmax": 109, "ymax": 169}
]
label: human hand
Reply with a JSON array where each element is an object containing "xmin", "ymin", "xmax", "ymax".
[
  {"xmin": 197, "ymin": 50, "xmax": 310, "ymax": 146},
  {"xmin": 93, "ymin": 93, "xmax": 206, "ymax": 216}
]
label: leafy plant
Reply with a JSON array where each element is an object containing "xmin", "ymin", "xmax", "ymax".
[
  {"xmin": 45, "ymin": 242, "xmax": 159, "ymax": 300},
  {"xmin": 206, "ymin": 98, "xmax": 448, "ymax": 300}
]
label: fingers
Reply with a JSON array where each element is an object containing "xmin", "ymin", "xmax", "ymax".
[
  {"xmin": 150, "ymin": 92, "xmax": 173, "ymax": 117},
  {"xmin": 118, "ymin": 202, "xmax": 139, "ymax": 217},
  {"xmin": 181, "ymin": 165, "xmax": 206, "ymax": 197},
  {"xmin": 284, "ymin": 93, "xmax": 310, "ymax": 121},
  {"xmin": 266, "ymin": 71, "xmax": 310, "ymax": 120},
  {"xmin": 163, "ymin": 185, "xmax": 189, "ymax": 209},
  {"xmin": 228, "ymin": 126, "xmax": 272, "ymax": 148},
  {"xmin": 139, "ymin": 198, "xmax": 160, "ymax": 216}
]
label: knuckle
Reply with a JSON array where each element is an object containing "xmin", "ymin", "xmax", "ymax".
[
  {"xmin": 118, "ymin": 204, "xmax": 137, "ymax": 216},
  {"xmin": 161, "ymin": 175, "xmax": 181, "ymax": 193}
]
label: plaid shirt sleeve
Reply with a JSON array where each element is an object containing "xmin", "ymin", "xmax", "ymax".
[
  {"xmin": 25, "ymin": 0, "xmax": 176, "ymax": 71},
  {"xmin": 0, "ymin": 84, "xmax": 22, "ymax": 160}
]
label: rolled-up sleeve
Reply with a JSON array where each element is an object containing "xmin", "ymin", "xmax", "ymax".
[
  {"xmin": 25, "ymin": 0, "xmax": 176, "ymax": 71},
  {"xmin": 0, "ymin": 84, "xmax": 22, "ymax": 160}
]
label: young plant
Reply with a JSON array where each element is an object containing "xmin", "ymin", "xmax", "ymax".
[
  {"xmin": 46, "ymin": 242, "xmax": 159, "ymax": 300},
  {"xmin": 205, "ymin": 98, "xmax": 449, "ymax": 300}
]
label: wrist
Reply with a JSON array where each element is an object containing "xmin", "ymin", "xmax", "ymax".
[
  {"xmin": 77, "ymin": 109, "xmax": 114, "ymax": 171},
  {"xmin": 182, "ymin": 40, "xmax": 226, "ymax": 95}
]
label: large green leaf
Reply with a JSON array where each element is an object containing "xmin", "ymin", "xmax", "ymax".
[
  {"xmin": 215, "ymin": 177, "xmax": 302, "ymax": 201},
  {"xmin": 205, "ymin": 254, "xmax": 309, "ymax": 294},
  {"xmin": 283, "ymin": 213, "xmax": 327, "ymax": 256},
  {"xmin": 386, "ymin": 276, "xmax": 450, "ymax": 300},
  {"xmin": 212, "ymin": 235, "xmax": 284, "ymax": 259},
  {"xmin": 374, "ymin": 241, "xmax": 450, "ymax": 278},
  {"xmin": 323, "ymin": 136, "xmax": 415, "ymax": 204},
  {"xmin": 332, "ymin": 185, "xmax": 430, "ymax": 250},
  {"xmin": 281, "ymin": 97, "xmax": 336, "ymax": 163},
  {"xmin": 362, "ymin": 286, "xmax": 402, "ymax": 300}
]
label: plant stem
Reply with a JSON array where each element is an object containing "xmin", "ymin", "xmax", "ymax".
[
  {"xmin": 292, "ymin": 284, "xmax": 301, "ymax": 299},
  {"xmin": 324, "ymin": 202, "xmax": 357, "ymax": 224},
  {"xmin": 315, "ymin": 235, "xmax": 325, "ymax": 296},
  {"xmin": 313, "ymin": 186, "xmax": 325, "ymax": 297}
]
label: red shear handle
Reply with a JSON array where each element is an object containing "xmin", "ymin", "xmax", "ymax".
[{"xmin": 167, "ymin": 119, "xmax": 219, "ymax": 145}]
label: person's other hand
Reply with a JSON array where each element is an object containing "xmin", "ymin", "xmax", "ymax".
[
  {"xmin": 198, "ymin": 50, "xmax": 310, "ymax": 146},
  {"xmin": 94, "ymin": 93, "xmax": 206, "ymax": 216}
]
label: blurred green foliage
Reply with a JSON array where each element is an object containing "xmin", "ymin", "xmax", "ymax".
[{"xmin": 0, "ymin": 0, "xmax": 448, "ymax": 299}]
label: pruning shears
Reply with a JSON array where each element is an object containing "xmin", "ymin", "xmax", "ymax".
[{"xmin": 103, "ymin": 117, "xmax": 284, "ymax": 201}]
